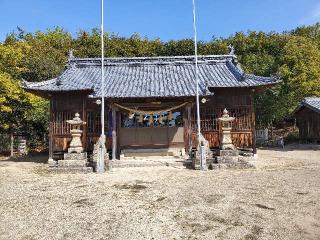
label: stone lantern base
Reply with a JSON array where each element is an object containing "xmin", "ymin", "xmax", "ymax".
[
  {"xmin": 49, "ymin": 152, "xmax": 93, "ymax": 173},
  {"xmin": 216, "ymin": 149, "xmax": 239, "ymax": 164}
]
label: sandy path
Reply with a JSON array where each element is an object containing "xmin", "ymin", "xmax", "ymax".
[{"xmin": 0, "ymin": 146, "xmax": 319, "ymax": 240}]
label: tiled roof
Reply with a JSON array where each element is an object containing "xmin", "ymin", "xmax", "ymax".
[
  {"xmin": 23, "ymin": 55, "xmax": 280, "ymax": 98},
  {"xmin": 302, "ymin": 97, "xmax": 320, "ymax": 113}
]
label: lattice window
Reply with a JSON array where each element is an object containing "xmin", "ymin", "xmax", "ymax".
[
  {"xmin": 52, "ymin": 112, "xmax": 81, "ymax": 135},
  {"xmin": 192, "ymin": 107, "xmax": 252, "ymax": 131},
  {"xmin": 87, "ymin": 111, "xmax": 109, "ymax": 134},
  {"xmin": 87, "ymin": 112, "xmax": 101, "ymax": 134}
]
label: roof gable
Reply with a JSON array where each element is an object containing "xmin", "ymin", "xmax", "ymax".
[{"xmin": 302, "ymin": 97, "xmax": 320, "ymax": 113}]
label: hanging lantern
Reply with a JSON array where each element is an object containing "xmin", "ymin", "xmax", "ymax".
[{"xmin": 138, "ymin": 114, "xmax": 143, "ymax": 123}]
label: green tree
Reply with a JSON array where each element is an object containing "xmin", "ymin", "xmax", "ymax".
[{"xmin": 20, "ymin": 27, "xmax": 73, "ymax": 82}]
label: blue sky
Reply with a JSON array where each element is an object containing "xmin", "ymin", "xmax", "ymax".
[{"xmin": 1, "ymin": 0, "xmax": 320, "ymax": 41}]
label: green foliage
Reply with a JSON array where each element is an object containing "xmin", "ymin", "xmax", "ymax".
[
  {"xmin": 20, "ymin": 28, "xmax": 73, "ymax": 82},
  {"xmin": 284, "ymin": 130, "xmax": 299, "ymax": 144},
  {"xmin": 0, "ymin": 71, "xmax": 48, "ymax": 142},
  {"xmin": 0, "ymin": 72, "xmax": 27, "ymax": 129}
]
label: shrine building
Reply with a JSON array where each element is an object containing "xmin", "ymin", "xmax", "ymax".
[{"xmin": 23, "ymin": 54, "xmax": 280, "ymax": 160}]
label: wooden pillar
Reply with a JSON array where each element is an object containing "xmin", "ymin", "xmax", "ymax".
[
  {"xmin": 48, "ymin": 98, "xmax": 54, "ymax": 160},
  {"xmin": 10, "ymin": 132, "xmax": 14, "ymax": 158},
  {"xmin": 112, "ymin": 106, "xmax": 117, "ymax": 160},
  {"xmin": 186, "ymin": 103, "xmax": 193, "ymax": 158},
  {"xmin": 250, "ymin": 92, "xmax": 257, "ymax": 154},
  {"xmin": 82, "ymin": 97, "xmax": 87, "ymax": 151}
]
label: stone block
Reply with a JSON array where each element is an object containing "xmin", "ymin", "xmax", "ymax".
[
  {"xmin": 217, "ymin": 150, "xmax": 239, "ymax": 157},
  {"xmin": 192, "ymin": 158, "xmax": 201, "ymax": 170},
  {"xmin": 48, "ymin": 159, "xmax": 58, "ymax": 167},
  {"xmin": 58, "ymin": 159, "xmax": 87, "ymax": 167},
  {"xmin": 64, "ymin": 152, "xmax": 87, "ymax": 160},
  {"xmin": 216, "ymin": 156, "xmax": 239, "ymax": 164}
]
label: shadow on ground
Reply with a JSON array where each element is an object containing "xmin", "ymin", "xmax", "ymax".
[
  {"xmin": 0, "ymin": 153, "xmax": 48, "ymax": 164},
  {"xmin": 258, "ymin": 143, "xmax": 320, "ymax": 152}
]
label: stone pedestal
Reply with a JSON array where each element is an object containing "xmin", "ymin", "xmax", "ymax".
[
  {"xmin": 50, "ymin": 152, "xmax": 93, "ymax": 174},
  {"xmin": 216, "ymin": 150, "xmax": 239, "ymax": 164},
  {"xmin": 220, "ymin": 127, "xmax": 236, "ymax": 150},
  {"xmin": 67, "ymin": 130, "xmax": 83, "ymax": 154}
]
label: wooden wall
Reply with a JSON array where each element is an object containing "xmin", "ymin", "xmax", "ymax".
[
  {"xmin": 295, "ymin": 107, "xmax": 320, "ymax": 141},
  {"xmin": 49, "ymin": 88, "xmax": 256, "ymax": 159},
  {"xmin": 186, "ymin": 88, "xmax": 256, "ymax": 151},
  {"xmin": 49, "ymin": 93, "xmax": 112, "ymax": 159}
]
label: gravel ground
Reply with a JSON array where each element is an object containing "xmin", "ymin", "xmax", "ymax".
[{"xmin": 0, "ymin": 145, "xmax": 320, "ymax": 240}]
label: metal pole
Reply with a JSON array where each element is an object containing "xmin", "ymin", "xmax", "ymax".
[
  {"xmin": 97, "ymin": 0, "xmax": 106, "ymax": 173},
  {"xmin": 192, "ymin": 0, "xmax": 205, "ymax": 170},
  {"xmin": 101, "ymin": 0, "xmax": 105, "ymax": 137}
]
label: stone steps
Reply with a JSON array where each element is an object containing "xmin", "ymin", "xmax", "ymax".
[
  {"xmin": 110, "ymin": 159, "xmax": 186, "ymax": 168},
  {"xmin": 58, "ymin": 159, "xmax": 87, "ymax": 167},
  {"xmin": 120, "ymin": 156, "xmax": 182, "ymax": 161},
  {"xmin": 120, "ymin": 148, "xmax": 184, "ymax": 159}
]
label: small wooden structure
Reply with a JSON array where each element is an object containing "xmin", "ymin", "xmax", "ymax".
[
  {"xmin": 293, "ymin": 97, "xmax": 320, "ymax": 143},
  {"xmin": 23, "ymin": 54, "xmax": 279, "ymax": 160}
]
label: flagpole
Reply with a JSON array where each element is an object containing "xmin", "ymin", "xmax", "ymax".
[
  {"xmin": 101, "ymin": 0, "xmax": 105, "ymax": 137},
  {"xmin": 97, "ymin": 0, "xmax": 105, "ymax": 173},
  {"xmin": 192, "ymin": 0, "xmax": 205, "ymax": 170}
]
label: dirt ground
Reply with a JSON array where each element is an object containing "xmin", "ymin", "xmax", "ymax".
[{"xmin": 0, "ymin": 145, "xmax": 319, "ymax": 240}]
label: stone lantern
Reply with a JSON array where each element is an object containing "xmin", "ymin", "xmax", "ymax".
[
  {"xmin": 214, "ymin": 109, "xmax": 253, "ymax": 169},
  {"xmin": 218, "ymin": 108, "xmax": 236, "ymax": 150},
  {"xmin": 48, "ymin": 113, "xmax": 93, "ymax": 173},
  {"xmin": 66, "ymin": 113, "xmax": 86, "ymax": 153}
]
